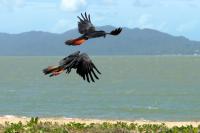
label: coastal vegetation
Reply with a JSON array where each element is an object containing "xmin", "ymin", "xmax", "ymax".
[{"xmin": 1, "ymin": 117, "xmax": 200, "ymax": 133}]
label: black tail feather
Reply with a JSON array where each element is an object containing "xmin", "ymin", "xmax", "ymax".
[{"xmin": 109, "ymin": 28, "xmax": 122, "ymax": 36}]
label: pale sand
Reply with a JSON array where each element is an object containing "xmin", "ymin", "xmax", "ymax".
[{"xmin": 0, "ymin": 116, "xmax": 200, "ymax": 128}]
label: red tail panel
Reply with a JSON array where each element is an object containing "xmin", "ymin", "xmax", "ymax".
[
  {"xmin": 51, "ymin": 69, "xmax": 64, "ymax": 76},
  {"xmin": 65, "ymin": 38, "xmax": 86, "ymax": 46},
  {"xmin": 43, "ymin": 66, "xmax": 64, "ymax": 77}
]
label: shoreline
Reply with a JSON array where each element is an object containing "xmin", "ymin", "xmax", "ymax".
[{"xmin": 1, "ymin": 116, "xmax": 200, "ymax": 128}]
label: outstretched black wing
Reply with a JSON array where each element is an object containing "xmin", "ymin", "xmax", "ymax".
[
  {"xmin": 75, "ymin": 53, "xmax": 101, "ymax": 83},
  {"xmin": 43, "ymin": 51, "xmax": 101, "ymax": 83},
  {"xmin": 78, "ymin": 12, "xmax": 96, "ymax": 34}
]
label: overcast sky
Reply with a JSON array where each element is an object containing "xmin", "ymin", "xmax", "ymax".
[{"xmin": 0, "ymin": 0, "xmax": 199, "ymax": 41}]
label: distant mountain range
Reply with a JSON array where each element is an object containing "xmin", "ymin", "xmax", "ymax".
[{"xmin": 1, "ymin": 25, "xmax": 200, "ymax": 55}]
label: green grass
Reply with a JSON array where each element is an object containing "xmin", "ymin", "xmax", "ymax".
[{"xmin": 1, "ymin": 117, "xmax": 200, "ymax": 133}]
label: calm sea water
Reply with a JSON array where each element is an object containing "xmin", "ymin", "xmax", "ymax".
[{"xmin": 0, "ymin": 56, "xmax": 200, "ymax": 121}]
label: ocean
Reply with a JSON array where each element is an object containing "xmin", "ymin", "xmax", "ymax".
[{"xmin": 0, "ymin": 56, "xmax": 200, "ymax": 121}]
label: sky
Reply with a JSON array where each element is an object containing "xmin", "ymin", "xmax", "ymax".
[{"xmin": 0, "ymin": 0, "xmax": 199, "ymax": 41}]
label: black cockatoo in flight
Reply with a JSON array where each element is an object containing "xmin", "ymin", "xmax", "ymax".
[
  {"xmin": 65, "ymin": 12, "xmax": 122, "ymax": 46},
  {"xmin": 43, "ymin": 51, "xmax": 101, "ymax": 83}
]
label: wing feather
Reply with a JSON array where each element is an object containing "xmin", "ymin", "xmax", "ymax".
[
  {"xmin": 88, "ymin": 14, "xmax": 91, "ymax": 22},
  {"xmin": 76, "ymin": 53, "xmax": 101, "ymax": 83},
  {"xmin": 78, "ymin": 12, "xmax": 95, "ymax": 34},
  {"xmin": 91, "ymin": 66, "xmax": 99, "ymax": 80},
  {"xmin": 88, "ymin": 71, "xmax": 95, "ymax": 82},
  {"xmin": 86, "ymin": 73, "xmax": 90, "ymax": 82},
  {"xmin": 85, "ymin": 12, "xmax": 88, "ymax": 20},
  {"xmin": 92, "ymin": 63, "xmax": 101, "ymax": 74}
]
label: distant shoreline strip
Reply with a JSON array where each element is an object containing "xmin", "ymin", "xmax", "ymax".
[{"xmin": 0, "ymin": 115, "xmax": 200, "ymax": 128}]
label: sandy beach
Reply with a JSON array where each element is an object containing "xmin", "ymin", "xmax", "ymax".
[{"xmin": 0, "ymin": 116, "xmax": 200, "ymax": 128}]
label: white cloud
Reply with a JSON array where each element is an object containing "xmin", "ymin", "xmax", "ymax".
[
  {"xmin": 132, "ymin": 0, "xmax": 200, "ymax": 8},
  {"xmin": 133, "ymin": 0, "xmax": 151, "ymax": 7},
  {"xmin": 60, "ymin": 0, "xmax": 86, "ymax": 12},
  {"xmin": 0, "ymin": 0, "xmax": 25, "ymax": 9},
  {"xmin": 136, "ymin": 14, "xmax": 168, "ymax": 32},
  {"xmin": 102, "ymin": 0, "xmax": 115, "ymax": 5},
  {"xmin": 137, "ymin": 14, "xmax": 153, "ymax": 28},
  {"xmin": 176, "ymin": 21, "xmax": 198, "ymax": 32},
  {"xmin": 156, "ymin": 22, "xmax": 167, "ymax": 31},
  {"xmin": 159, "ymin": 0, "xmax": 200, "ymax": 7},
  {"xmin": 51, "ymin": 19, "xmax": 75, "ymax": 33}
]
